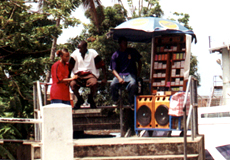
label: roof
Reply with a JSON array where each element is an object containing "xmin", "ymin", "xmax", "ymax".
[{"xmin": 209, "ymin": 44, "xmax": 230, "ymax": 53}]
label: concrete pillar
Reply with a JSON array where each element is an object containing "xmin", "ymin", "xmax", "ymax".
[
  {"xmin": 222, "ymin": 48, "xmax": 230, "ymax": 105},
  {"xmin": 42, "ymin": 104, "xmax": 73, "ymax": 160}
]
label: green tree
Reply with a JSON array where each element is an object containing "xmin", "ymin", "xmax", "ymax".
[
  {"xmin": 66, "ymin": 4, "xmax": 128, "ymax": 106},
  {"xmin": 82, "ymin": 0, "xmax": 103, "ymax": 33},
  {"xmin": 0, "ymin": 0, "xmax": 80, "ymax": 158},
  {"xmin": 66, "ymin": 1, "xmax": 200, "ymax": 105},
  {"xmin": 190, "ymin": 55, "xmax": 200, "ymax": 85},
  {"xmin": 0, "ymin": 1, "xmax": 52, "ymax": 158},
  {"xmin": 173, "ymin": 12, "xmax": 192, "ymax": 30},
  {"xmin": 39, "ymin": 0, "xmax": 81, "ymax": 82},
  {"xmin": 127, "ymin": 0, "xmax": 164, "ymax": 17}
]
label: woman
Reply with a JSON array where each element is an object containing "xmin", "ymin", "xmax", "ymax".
[{"xmin": 50, "ymin": 48, "xmax": 78, "ymax": 105}]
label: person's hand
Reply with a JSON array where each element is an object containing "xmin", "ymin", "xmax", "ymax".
[
  {"xmin": 101, "ymin": 78, "xmax": 107, "ymax": 86},
  {"xmin": 72, "ymin": 75, "xmax": 78, "ymax": 80},
  {"xmin": 118, "ymin": 77, "xmax": 125, "ymax": 84}
]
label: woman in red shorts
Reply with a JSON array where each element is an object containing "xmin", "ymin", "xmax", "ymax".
[{"xmin": 50, "ymin": 48, "xmax": 78, "ymax": 105}]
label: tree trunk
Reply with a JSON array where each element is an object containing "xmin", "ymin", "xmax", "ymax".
[
  {"xmin": 89, "ymin": 1, "xmax": 100, "ymax": 33},
  {"xmin": 45, "ymin": 18, "xmax": 60, "ymax": 83}
]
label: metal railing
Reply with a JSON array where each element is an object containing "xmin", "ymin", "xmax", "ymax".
[
  {"xmin": 207, "ymin": 75, "xmax": 223, "ymax": 107},
  {"xmin": 0, "ymin": 81, "xmax": 43, "ymax": 160},
  {"xmin": 182, "ymin": 75, "xmax": 198, "ymax": 160},
  {"xmin": 0, "ymin": 81, "xmax": 43, "ymax": 141},
  {"xmin": 33, "ymin": 81, "xmax": 44, "ymax": 141}
]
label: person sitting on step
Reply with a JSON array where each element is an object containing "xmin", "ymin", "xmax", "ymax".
[
  {"xmin": 69, "ymin": 40, "xmax": 107, "ymax": 109},
  {"xmin": 110, "ymin": 37, "xmax": 142, "ymax": 107}
]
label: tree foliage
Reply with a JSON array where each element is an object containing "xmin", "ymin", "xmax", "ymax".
[
  {"xmin": 81, "ymin": 0, "xmax": 103, "ymax": 33},
  {"xmin": 36, "ymin": 0, "xmax": 81, "ymax": 82},
  {"xmin": 0, "ymin": 0, "xmax": 80, "ymax": 158},
  {"xmin": 127, "ymin": 0, "xmax": 164, "ymax": 17},
  {"xmin": 190, "ymin": 55, "xmax": 200, "ymax": 85},
  {"xmin": 66, "ymin": 0, "xmax": 200, "ymax": 106},
  {"xmin": 0, "ymin": 0, "xmax": 200, "ymax": 158}
]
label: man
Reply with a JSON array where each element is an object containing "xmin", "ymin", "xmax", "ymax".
[
  {"xmin": 110, "ymin": 37, "xmax": 142, "ymax": 106},
  {"xmin": 69, "ymin": 40, "xmax": 107, "ymax": 109}
]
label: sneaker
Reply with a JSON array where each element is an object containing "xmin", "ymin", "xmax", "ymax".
[
  {"xmin": 88, "ymin": 95, "xmax": 96, "ymax": 109},
  {"xmin": 73, "ymin": 96, "xmax": 84, "ymax": 110}
]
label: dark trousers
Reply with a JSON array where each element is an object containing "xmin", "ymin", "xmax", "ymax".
[{"xmin": 70, "ymin": 74, "xmax": 97, "ymax": 99}]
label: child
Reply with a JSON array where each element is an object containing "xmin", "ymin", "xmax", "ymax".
[{"xmin": 50, "ymin": 48, "xmax": 78, "ymax": 105}]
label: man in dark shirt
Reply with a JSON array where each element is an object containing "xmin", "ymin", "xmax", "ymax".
[{"xmin": 110, "ymin": 37, "xmax": 142, "ymax": 106}]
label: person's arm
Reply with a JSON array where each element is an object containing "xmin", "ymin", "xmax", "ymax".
[
  {"xmin": 61, "ymin": 75, "xmax": 78, "ymax": 82},
  {"xmin": 94, "ymin": 55, "xmax": 107, "ymax": 85},
  {"xmin": 56, "ymin": 61, "xmax": 78, "ymax": 84},
  {"xmin": 57, "ymin": 68, "xmax": 78, "ymax": 84},
  {"xmin": 111, "ymin": 52, "xmax": 124, "ymax": 84},
  {"xmin": 112, "ymin": 70, "xmax": 124, "ymax": 84},
  {"xmin": 68, "ymin": 57, "xmax": 75, "ymax": 78}
]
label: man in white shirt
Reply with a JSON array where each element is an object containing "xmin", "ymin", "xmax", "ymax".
[{"xmin": 69, "ymin": 41, "xmax": 107, "ymax": 109}]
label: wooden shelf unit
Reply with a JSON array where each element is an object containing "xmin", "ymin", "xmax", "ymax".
[{"xmin": 151, "ymin": 35, "xmax": 187, "ymax": 94}]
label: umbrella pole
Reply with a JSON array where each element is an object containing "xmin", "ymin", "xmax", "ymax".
[{"xmin": 150, "ymin": 37, "xmax": 154, "ymax": 92}]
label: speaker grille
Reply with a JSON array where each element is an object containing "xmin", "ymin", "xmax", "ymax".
[
  {"xmin": 137, "ymin": 105, "xmax": 152, "ymax": 127},
  {"xmin": 155, "ymin": 105, "xmax": 169, "ymax": 126}
]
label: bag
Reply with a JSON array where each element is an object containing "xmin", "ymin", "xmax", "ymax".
[
  {"xmin": 75, "ymin": 71, "xmax": 94, "ymax": 87},
  {"xmin": 168, "ymin": 92, "xmax": 190, "ymax": 117},
  {"xmin": 76, "ymin": 71, "xmax": 92, "ymax": 76}
]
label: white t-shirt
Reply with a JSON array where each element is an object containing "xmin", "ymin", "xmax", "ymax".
[{"xmin": 70, "ymin": 49, "xmax": 100, "ymax": 78}]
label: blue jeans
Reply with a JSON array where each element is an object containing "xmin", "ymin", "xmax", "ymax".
[
  {"xmin": 110, "ymin": 74, "xmax": 137, "ymax": 104},
  {"xmin": 51, "ymin": 99, "xmax": 71, "ymax": 105}
]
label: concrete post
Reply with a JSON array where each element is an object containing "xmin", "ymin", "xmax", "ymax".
[
  {"xmin": 42, "ymin": 104, "xmax": 73, "ymax": 160},
  {"xmin": 221, "ymin": 48, "xmax": 230, "ymax": 105}
]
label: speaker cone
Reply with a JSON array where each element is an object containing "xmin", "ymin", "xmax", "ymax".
[
  {"xmin": 155, "ymin": 105, "xmax": 169, "ymax": 126},
  {"xmin": 137, "ymin": 105, "xmax": 151, "ymax": 126}
]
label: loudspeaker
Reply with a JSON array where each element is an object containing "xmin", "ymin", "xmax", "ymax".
[
  {"xmin": 154, "ymin": 96, "xmax": 170, "ymax": 128},
  {"xmin": 136, "ymin": 95, "xmax": 155, "ymax": 128},
  {"xmin": 135, "ymin": 95, "xmax": 170, "ymax": 129}
]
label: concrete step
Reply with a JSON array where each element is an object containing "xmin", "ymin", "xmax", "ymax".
[
  {"xmin": 73, "ymin": 113, "xmax": 120, "ymax": 131},
  {"xmin": 72, "ymin": 108, "xmax": 133, "ymax": 131},
  {"xmin": 74, "ymin": 154, "xmax": 199, "ymax": 160},
  {"xmin": 73, "ymin": 136, "xmax": 204, "ymax": 159},
  {"xmin": 73, "ymin": 116, "xmax": 120, "ymax": 124},
  {"xmin": 73, "ymin": 123, "xmax": 120, "ymax": 131}
]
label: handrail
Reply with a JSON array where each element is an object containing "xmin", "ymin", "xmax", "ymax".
[
  {"xmin": 33, "ymin": 81, "xmax": 43, "ymax": 141},
  {"xmin": 182, "ymin": 75, "xmax": 198, "ymax": 160},
  {"xmin": 0, "ymin": 81, "xmax": 43, "ymax": 147},
  {"xmin": 0, "ymin": 118, "xmax": 42, "ymax": 124},
  {"xmin": 208, "ymin": 75, "xmax": 223, "ymax": 107},
  {"xmin": 207, "ymin": 84, "xmax": 214, "ymax": 107},
  {"xmin": 36, "ymin": 81, "xmax": 43, "ymax": 110}
]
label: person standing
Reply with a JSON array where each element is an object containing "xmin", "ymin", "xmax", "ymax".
[
  {"xmin": 110, "ymin": 37, "xmax": 142, "ymax": 107},
  {"xmin": 69, "ymin": 40, "xmax": 107, "ymax": 109},
  {"xmin": 50, "ymin": 49, "xmax": 78, "ymax": 105}
]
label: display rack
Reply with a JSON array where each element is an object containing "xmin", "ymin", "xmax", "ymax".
[{"xmin": 151, "ymin": 35, "xmax": 187, "ymax": 94}]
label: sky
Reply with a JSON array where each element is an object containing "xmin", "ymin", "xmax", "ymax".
[{"xmin": 57, "ymin": 0, "xmax": 229, "ymax": 96}]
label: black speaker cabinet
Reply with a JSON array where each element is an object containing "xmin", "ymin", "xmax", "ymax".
[
  {"xmin": 154, "ymin": 96, "xmax": 170, "ymax": 129},
  {"xmin": 136, "ymin": 95, "xmax": 155, "ymax": 128}
]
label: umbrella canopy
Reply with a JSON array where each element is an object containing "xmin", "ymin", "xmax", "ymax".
[{"xmin": 110, "ymin": 16, "xmax": 196, "ymax": 43}]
